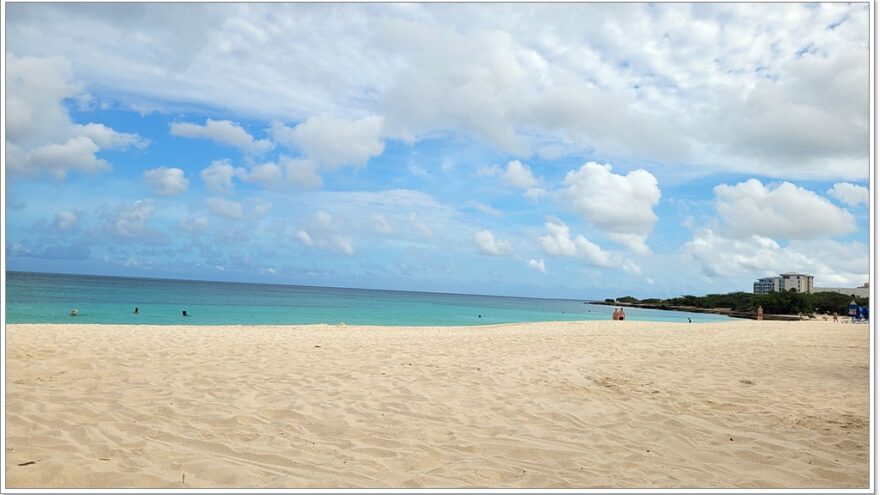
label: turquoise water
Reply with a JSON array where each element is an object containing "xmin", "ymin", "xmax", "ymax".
[{"xmin": 5, "ymin": 271, "xmax": 733, "ymax": 326}]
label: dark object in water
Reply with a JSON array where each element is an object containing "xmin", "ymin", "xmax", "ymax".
[
  {"xmin": 134, "ymin": 307, "xmax": 140, "ymax": 314},
  {"xmin": 182, "ymin": 310, "xmax": 188, "ymax": 316},
  {"xmin": 478, "ymin": 314, "xmax": 482, "ymax": 318}
]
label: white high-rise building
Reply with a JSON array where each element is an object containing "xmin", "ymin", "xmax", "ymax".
[{"xmin": 753, "ymin": 273, "xmax": 814, "ymax": 294}]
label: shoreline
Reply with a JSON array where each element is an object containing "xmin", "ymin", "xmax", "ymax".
[
  {"xmin": 6, "ymin": 320, "xmax": 869, "ymax": 488},
  {"xmin": 592, "ymin": 300, "xmax": 798, "ymax": 320}
]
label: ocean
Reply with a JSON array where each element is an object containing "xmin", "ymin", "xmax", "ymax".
[{"xmin": 4, "ymin": 271, "xmax": 733, "ymax": 326}]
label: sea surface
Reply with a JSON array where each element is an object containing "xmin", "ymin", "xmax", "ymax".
[{"xmin": 5, "ymin": 271, "xmax": 733, "ymax": 326}]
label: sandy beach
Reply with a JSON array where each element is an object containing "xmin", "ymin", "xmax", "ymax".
[{"xmin": 4, "ymin": 320, "xmax": 869, "ymax": 489}]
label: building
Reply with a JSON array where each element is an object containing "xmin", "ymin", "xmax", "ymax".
[
  {"xmin": 753, "ymin": 273, "xmax": 814, "ymax": 294},
  {"xmin": 814, "ymin": 284, "xmax": 870, "ymax": 299},
  {"xmin": 753, "ymin": 277, "xmax": 781, "ymax": 294}
]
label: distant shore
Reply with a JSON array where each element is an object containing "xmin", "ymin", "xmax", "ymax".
[{"xmin": 6, "ymin": 320, "xmax": 868, "ymax": 489}]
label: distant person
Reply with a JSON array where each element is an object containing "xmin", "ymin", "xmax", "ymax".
[
  {"xmin": 478, "ymin": 314, "xmax": 481, "ymax": 318},
  {"xmin": 619, "ymin": 308, "xmax": 626, "ymax": 321},
  {"xmin": 134, "ymin": 307, "xmax": 139, "ymax": 314},
  {"xmin": 688, "ymin": 317, "xmax": 692, "ymax": 323},
  {"xmin": 833, "ymin": 312, "xmax": 839, "ymax": 323},
  {"xmin": 70, "ymin": 309, "xmax": 78, "ymax": 316},
  {"xmin": 182, "ymin": 310, "xmax": 188, "ymax": 317}
]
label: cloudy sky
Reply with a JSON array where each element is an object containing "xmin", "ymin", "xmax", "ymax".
[{"xmin": 4, "ymin": 3, "xmax": 871, "ymax": 299}]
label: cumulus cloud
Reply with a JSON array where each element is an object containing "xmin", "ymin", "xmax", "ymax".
[
  {"xmin": 144, "ymin": 166, "xmax": 189, "ymax": 196},
  {"xmin": 6, "ymin": 54, "xmax": 146, "ymax": 178},
  {"xmin": 206, "ymin": 197, "xmax": 244, "ymax": 219},
  {"xmin": 827, "ymin": 182, "xmax": 869, "ymax": 207},
  {"xmin": 561, "ymin": 162, "xmax": 660, "ymax": 253},
  {"xmin": 714, "ymin": 179, "xmax": 855, "ymax": 239},
  {"xmin": 240, "ymin": 156, "xmax": 323, "ymax": 190},
  {"xmin": 538, "ymin": 218, "xmax": 616, "ymax": 268},
  {"xmin": 527, "ymin": 258, "xmax": 546, "ymax": 273},
  {"xmin": 200, "ymin": 159, "xmax": 238, "ymax": 194},
  {"xmin": 684, "ymin": 228, "xmax": 868, "ymax": 286},
  {"xmin": 473, "ymin": 229, "xmax": 513, "ymax": 256},
  {"xmin": 269, "ymin": 115, "xmax": 384, "ymax": 170},
  {"xmin": 478, "ymin": 160, "xmax": 540, "ymax": 189},
  {"xmin": 171, "ymin": 119, "xmax": 273, "ymax": 155}
]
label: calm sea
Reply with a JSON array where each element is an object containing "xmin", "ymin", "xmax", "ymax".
[{"xmin": 4, "ymin": 271, "xmax": 732, "ymax": 326}]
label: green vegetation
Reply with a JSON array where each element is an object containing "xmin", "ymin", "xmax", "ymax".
[{"xmin": 612, "ymin": 291, "xmax": 868, "ymax": 316}]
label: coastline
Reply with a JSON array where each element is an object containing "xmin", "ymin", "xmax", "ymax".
[
  {"xmin": 6, "ymin": 320, "xmax": 869, "ymax": 488},
  {"xmin": 592, "ymin": 300, "xmax": 797, "ymax": 320}
]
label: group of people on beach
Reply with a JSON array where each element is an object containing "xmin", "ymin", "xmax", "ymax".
[{"xmin": 611, "ymin": 307, "xmax": 626, "ymax": 320}]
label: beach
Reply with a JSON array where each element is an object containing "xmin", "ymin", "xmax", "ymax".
[{"xmin": 5, "ymin": 320, "xmax": 869, "ymax": 489}]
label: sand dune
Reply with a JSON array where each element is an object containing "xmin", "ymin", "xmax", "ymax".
[{"xmin": 4, "ymin": 320, "xmax": 869, "ymax": 488}]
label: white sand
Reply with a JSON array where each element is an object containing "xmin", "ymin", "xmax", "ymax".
[{"xmin": 4, "ymin": 320, "xmax": 869, "ymax": 488}]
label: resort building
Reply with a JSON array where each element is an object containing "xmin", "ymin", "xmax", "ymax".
[
  {"xmin": 753, "ymin": 273, "xmax": 814, "ymax": 294},
  {"xmin": 814, "ymin": 282, "xmax": 870, "ymax": 299}
]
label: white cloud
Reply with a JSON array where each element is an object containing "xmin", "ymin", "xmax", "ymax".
[
  {"xmin": 206, "ymin": 197, "xmax": 244, "ymax": 219},
  {"xmin": 24, "ymin": 137, "xmax": 110, "ymax": 179},
  {"xmin": 6, "ymin": 54, "xmax": 145, "ymax": 179},
  {"xmin": 827, "ymin": 182, "xmax": 869, "ymax": 207},
  {"xmin": 473, "ymin": 229, "xmax": 513, "ymax": 256},
  {"xmin": 5, "ymin": 5, "xmax": 868, "ymax": 179},
  {"xmin": 684, "ymin": 228, "xmax": 868, "ymax": 286},
  {"xmin": 478, "ymin": 160, "xmax": 540, "ymax": 189},
  {"xmin": 200, "ymin": 159, "xmax": 238, "ymax": 194},
  {"xmin": 714, "ymin": 179, "xmax": 855, "ymax": 239},
  {"xmin": 171, "ymin": 119, "xmax": 273, "ymax": 155},
  {"xmin": 538, "ymin": 218, "xmax": 615, "ymax": 268},
  {"xmin": 269, "ymin": 115, "xmax": 384, "ymax": 170},
  {"xmin": 53, "ymin": 211, "xmax": 78, "ymax": 231},
  {"xmin": 500, "ymin": 160, "xmax": 539, "ymax": 189},
  {"xmin": 561, "ymin": 162, "xmax": 660, "ymax": 252},
  {"xmin": 239, "ymin": 162, "xmax": 283, "ymax": 188},
  {"xmin": 77, "ymin": 123, "xmax": 147, "ymax": 150},
  {"xmin": 109, "ymin": 199, "xmax": 166, "ymax": 244},
  {"xmin": 144, "ymin": 166, "xmax": 189, "ymax": 196},
  {"xmin": 280, "ymin": 157, "xmax": 323, "ymax": 190},
  {"xmin": 527, "ymin": 258, "xmax": 546, "ymax": 273}
]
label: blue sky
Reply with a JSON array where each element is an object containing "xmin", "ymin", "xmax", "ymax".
[{"xmin": 4, "ymin": 3, "xmax": 871, "ymax": 299}]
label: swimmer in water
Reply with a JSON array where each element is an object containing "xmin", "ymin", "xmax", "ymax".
[
  {"xmin": 70, "ymin": 309, "xmax": 78, "ymax": 316},
  {"xmin": 134, "ymin": 307, "xmax": 140, "ymax": 314},
  {"xmin": 182, "ymin": 310, "xmax": 188, "ymax": 317}
]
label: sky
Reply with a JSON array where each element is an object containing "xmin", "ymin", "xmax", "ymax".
[{"xmin": 3, "ymin": 3, "xmax": 872, "ymax": 300}]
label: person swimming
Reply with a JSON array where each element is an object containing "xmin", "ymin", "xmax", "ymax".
[
  {"xmin": 70, "ymin": 309, "xmax": 78, "ymax": 316},
  {"xmin": 134, "ymin": 307, "xmax": 140, "ymax": 314},
  {"xmin": 182, "ymin": 310, "xmax": 188, "ymax": 316}
]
